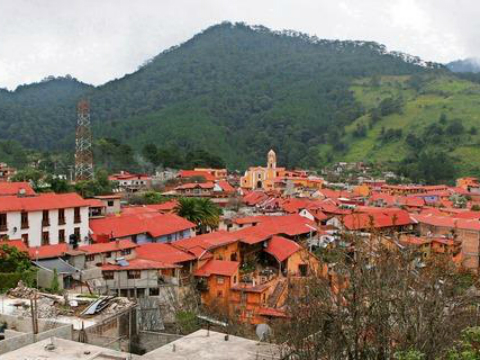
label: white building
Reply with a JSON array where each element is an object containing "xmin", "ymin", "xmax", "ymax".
[{"xmin": 0, "ymin": 193, "xmax": 91, "ymax": 248}]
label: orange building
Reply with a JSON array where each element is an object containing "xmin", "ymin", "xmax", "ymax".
[
  {"xmin": 457, "ymin": 177, "xmax": 480, "ymax": 191},
  {"xmin": 194, "ymin": 260, "xmax": 240, "ymax": 310},
  {"xmin": 194, "ymin": 168, "xmax": 228, "ymax": 180}
]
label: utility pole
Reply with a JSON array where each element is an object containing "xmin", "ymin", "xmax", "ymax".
[{"xmin": 74, "ymin": 99, "xmax": 94, "ymax": 181}]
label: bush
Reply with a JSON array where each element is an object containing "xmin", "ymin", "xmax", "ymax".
[{"xmin": 0, "ymin": 271, "xmax": 36, "ymax": 292}]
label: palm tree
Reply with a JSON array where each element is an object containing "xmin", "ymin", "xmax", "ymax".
[{"xmin": 174, "ymin": 198, "xmax": 221, "ymax": 234}]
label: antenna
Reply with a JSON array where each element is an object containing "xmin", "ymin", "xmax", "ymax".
[
  {"xmin": 75, "ymin": 99, "xmax": 94, "ymax": 181},
  {"xmin": 255, "ymin": 323, "xmax": 271, "ymax": 342}
]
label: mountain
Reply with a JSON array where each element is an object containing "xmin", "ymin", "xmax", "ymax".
[
  {"xmin": 447, "ymin": 58, "xmax": 480, "ymax": 73},
  {"xmin": 1, "ymin": 22, "xmax": 472, "ymax": 179}
]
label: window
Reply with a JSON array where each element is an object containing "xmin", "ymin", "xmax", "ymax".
[
  {"xmin": 121, "ymin": 249, "xmax": 132, "ymax": 256},
  {"xmin": 106, "ymin": 252, "xmax": 112, "ymax": 258},
  {"xmin": 166, "ymin": 234, "xmax": 172, "ymax": 242},
  {"xmin": 127, "ymin": 270, "xmax": 141, "ymax": 279},
  {"xmin": 217, "ymin": 276, "xmax": 225, "ymax": 284},
  {"xmin": 74, "ymin": 227, "xmax": 80, "ymax": 240},
  {"xmin": 58, "ymin": 209, "xmax": 65, "ymax": 225},
  {"xmin": 42, "ymin": 231, "xmax": 50, "ymax": 246},
  {"xmin": 86, "ymin": 254, "xmax": 95, "ymax": 262},
  {"xmin": 0, "ymin": 213, "xmax": 6, "ymax": 231},
  {"xmin": 58, "ymin": 230, "xmax": 65, "ymax": 244},
  {"xmin": 233, "ymin": 276, "xmax": 237, "ymax": 284},
  {"xmin": 103, "ymin": 271, "xmax": 114, "ymax": 280},
  {"xmin": 21, "ymin": 212, "xmax": 29, "ymax": 229},
  {"xmin": 22, "ymin": 233, "xmax": 29, "ymax": 247},
  {"xmin": 107, "ymin": 200, "xmax": 114, "ymax": 207},
  {"xmin": 217, "ymin": 290, "xmax": 223, "ymax": 298},
  {"xmin": 42, "ymin": 210, "xmax": 50, "ymax": 227},
  {"xmin": 74, "ymin": 207, "xmax": 81, "ymax": 224}
]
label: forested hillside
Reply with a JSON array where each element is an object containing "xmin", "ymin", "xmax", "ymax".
[
  {"xmin": 333, "ymin": 74, "xmax": 480, "ymax": 182},
  {"xmin": 1, "ymin": 22, "xmax": 471, "ymax": 177}
]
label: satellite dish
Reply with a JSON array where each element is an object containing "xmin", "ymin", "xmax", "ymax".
[{"xmin": 255, "ymin": 323, "xmax": 271, "ymax": 342}]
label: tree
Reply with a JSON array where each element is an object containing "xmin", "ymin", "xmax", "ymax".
[
  {"xmin": 446, "ymin": 119, "xmax": 465, "ymax": 136},
  {"xmin": 50, "ymin": 268, "xmax": 60, "ymax": 294},
  {"xmin": 142, "ymin": 144, "xmax": 160, "ymax": 167},
  {"xmin": 273, "ymin": 234, "xmax": 480, "ymax": 359},
  {"xmin": 174, "ymin": 198, "xmax": 221, "ymax": 233},
  {"xmin": 0, "ymin": 244, "xmax": 32, "ymax": 273},
  {"xmin": 11, "ymin": 168, "xmax": 44, "ymax": 191}
]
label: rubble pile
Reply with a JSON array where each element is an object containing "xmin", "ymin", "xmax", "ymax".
[
  {"xmin": 7, "ymin": 281, "xmax": 37, "ymax": 299},
  {"xmin": 103, "ymin": 297, "xmax": 135, "ymax": 315}
]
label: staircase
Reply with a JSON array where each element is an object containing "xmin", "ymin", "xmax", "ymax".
[{"xmin": 267, "ymin": 279, "xmax": 287, "ymax": 307}]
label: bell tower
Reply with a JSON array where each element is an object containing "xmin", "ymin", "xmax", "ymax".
[{"xmin": 267, "ymin": 149, "xmax": 276, "ymax": 169}]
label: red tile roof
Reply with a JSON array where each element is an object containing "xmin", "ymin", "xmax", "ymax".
[
  {"xmin": 28, "ymin": 243, "xmax": 69, "ymax": 259},
  {"xmin": 0, "ymin": 239, "xmax": 28, "ymax": 252},
  {"xmin": 136, "ymin": 243, "xmax": 196, "ymax": 264},
  {"xmin": 178, "ymin": 170, "xmax": 215, "ymax": 181},
  {"xmin": 218, "ymin": 180, "xmax": 235, "ymax": 193},
  {"xmin": 174, "ymin": 230, "xmax": 240, "ymax": 252},
  {"xmin": 411, "ymin": 214, "xmax": 480, "ymax": 231},
  {"xmin": 102, "ymin": 258, "xmax": 177, "ymax": 271},
  {"xmin": 78, "ymin": 240, "xmax": 136, "ymax": 255},
  {"xmin": 109, "ymin": 172, "xmax": 151, "ymax": 181},
  {"xmin": 264, "ymin": 236, "xmax": 300, "ymax": 262},
  {"xmin": 194, "ymin": 259, "xmax": 240, "ymax": 277},
  {"xmin": 87, "ymin": 199, "xmax": 106, "ymax": 208},
  {"xmin": 93, "ymin": 195, "xmax": 121, "ymax": 199},
  {"xmin": 176, "ymin": 182, "xmax": 215, "ymax": 190},
  {"xmin": 0, "ymin": 193, "xmax": 91, "ymax": 212},
  {"xmin": 90, "ymin": 212, "xmax": 195, "ymax": 240},
  {"xmin": 257, "ymin": 307, "xmax": 288, "ymax": 318},
  {"xmin": 233, "ymin": 215, "xmax": 317, "ymax": 244},
  {"xmin": 0, "ymin": 182, "xmax": 36, "ymax": 196},
  {"xmin": 146, "ymin": 200, "xmax": 178, "ymax": 213},
  {"xmin": 342, "ymin": 210, "xmax": 412, "ymax": 230}
]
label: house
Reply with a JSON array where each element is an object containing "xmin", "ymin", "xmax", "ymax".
[
  {"xmin": 411, "ymin": 214, "xmax": 480, "ymax": 270},
  {"xmin": 194, "ymin": 259, "xmax": 240, "ymax": 310},
  {"xmin": 89, "ymin": 212, "xmax": 196, "ymax": 244},
  {"xmin": 328, "ymin": 208, "xmax": 413, "ymax": 232},
  {"xmin": 108, "ymin": 171, "xmax": 152, "ymax": 192},
  {"xmin": 78, "ymin": 239, "xmax": 137, "ymax": 268},
  {"xmin": 0, "ymin": 192, "xmax": 91, "ymax": 248},
  {"xmin": 135, "ymin": 242, "xmax": 199, "ymax": 285},
  {"xmin": 174, "ymin": 230, "xmax": 241, "ymax": 262},
  {"xmin": 101, "ymin": 258, "xmax": 180, "ymax": 297},
  {"xmin": 194, "ymin": 168, "xmax": 228, "ymax": 180},
  {"xmin": 178, "ymin": 170, "xmax": 216, "ymax": 182},
  {"xmin": 93, "ymin": 194, "xmax": 121, "ymax": 214},
  {"xmin": 457, "ymin": 177, "xmax": 480, "ymax": 193},
  {"xmin": 174, "ymin": 181, "xmax": 234, "ymax": 197}
]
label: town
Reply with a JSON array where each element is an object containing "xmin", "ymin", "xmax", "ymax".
[{"xmin": 1, "ymin": 138, "xmax": 480, "ymax": 358}]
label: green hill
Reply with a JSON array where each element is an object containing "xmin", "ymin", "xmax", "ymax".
[
  {"xmin": 329, "ymin": 74, "xmax": 480, "ymax": 182},
  {"xmin": 2, "ymin": 22, "xmax": 476, "ymax": 181}
]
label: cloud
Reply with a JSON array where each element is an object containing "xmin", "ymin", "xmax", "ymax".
[{"xmin": 0, "ymin": 0, "xmax": 478, "ymax": 90}]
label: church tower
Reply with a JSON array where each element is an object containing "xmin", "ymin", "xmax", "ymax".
[{"xmin": 267, "ymin": 149, "xmax": 277, "ymax": 169}]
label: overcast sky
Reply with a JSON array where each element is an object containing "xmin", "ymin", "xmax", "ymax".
[{"xmin": 0, "ymin": 0, "xmax": 478, "ymax": 90}]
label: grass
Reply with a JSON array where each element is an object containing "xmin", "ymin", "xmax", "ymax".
[{"xmin": 328, "ymin": 74, "xmax": 480, "ymax": 175}]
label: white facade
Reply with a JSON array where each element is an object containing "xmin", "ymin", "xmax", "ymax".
[{"xmin": 1, "ymin": 206, "xmax": 90, "ymax": 247}]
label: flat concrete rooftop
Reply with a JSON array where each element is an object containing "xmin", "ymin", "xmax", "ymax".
[
  {"xmin": 0, "ymin": 337, "xmax": 141, "ymax": 360},
  {"xmin": 142, "ymin": 329, "xmax": 284, "ymax": 360}
]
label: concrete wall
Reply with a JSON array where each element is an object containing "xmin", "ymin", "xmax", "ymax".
[
  {"xmin": 136, "ymin": 331, "xmax": 182, "ymax": 353},
  {"xmin": 37, "ymin": 268, "xmax": 64, "ymax": 290},
  {"xmin": 0, "ymin": 314, "xmax": 72, "ymax": 355}
]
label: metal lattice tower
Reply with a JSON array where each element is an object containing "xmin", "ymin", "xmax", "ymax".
[{"xmin": 74, "ymin": 99, "xmax": 94, "ymax": 181}]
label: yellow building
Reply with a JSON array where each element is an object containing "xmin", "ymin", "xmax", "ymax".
[{"xmin": 240, "ymin": 150, "xmax": 284, "ymax": 190}]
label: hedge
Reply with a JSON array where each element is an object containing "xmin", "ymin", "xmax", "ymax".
[{"xmin": 0, "ymin": 271, "xmax": 36, "ymax": 291}]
